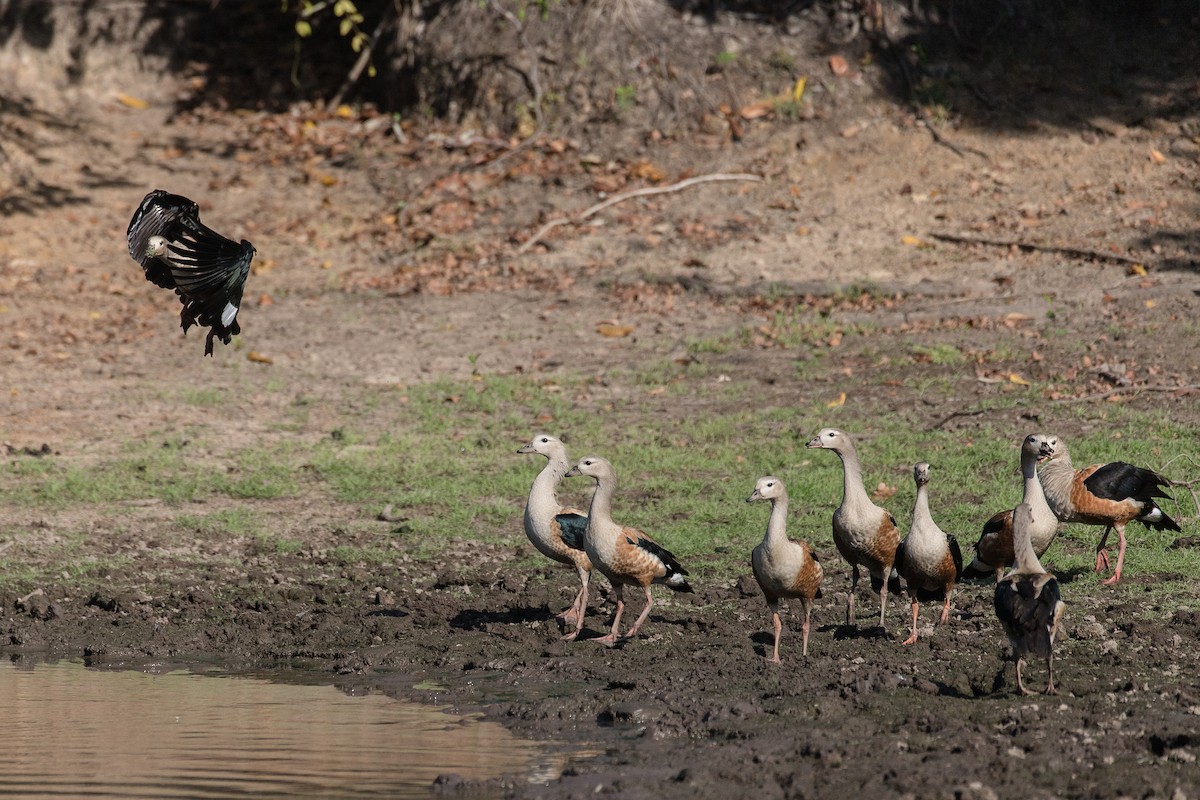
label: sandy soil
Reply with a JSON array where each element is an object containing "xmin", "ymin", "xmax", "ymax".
[{"xmin": 2, "ymin": 3, "xmax": 1200, "ymax": 798}]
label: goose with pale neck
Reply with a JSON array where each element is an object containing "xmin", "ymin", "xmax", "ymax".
[
  {"xmin": 895, "ymin": 463, "xmax": 963, "ymax": 645},
  {"xmin": 518, "ymin": 434, "xmax": 592, "ymax": 640},
  {"xmin": 805, "ymin": 428, "xmax": 902, "ymax": 628},
  {"xmin": 747, "ymin": 476, "xmax": 824, "ymax": 661},
  {"xmin": 1037, "ymin": 436, "xmax": 1180, "ymax": 585},
  {"xmin": 965, "ymin": 434, "xmax": 1060, "ymax": 580},
  {"xmin": 994, "ymin": 503, "xmax": 1065, "ymax": 695},
  {"xmin": 564, "ymin": 456, "xmax": 693, "ymax": 646}
]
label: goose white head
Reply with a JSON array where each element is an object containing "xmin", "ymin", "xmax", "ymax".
[
  {"xmin": 912, "ymin": 462, "xmax": 931, "ymax": 488},
  {"xmin": 1022, "ymin": 433, "xmax": 1057, "ymax": 464},
  {"xmin": 1034, "ymin": 434, "xmax": 1064, "ymax": 463},
  {"xmin": 145, "ymin": 235, "xmax": 169, "ymax": 259},
  {"xmin": 747, "ymin": 476, "xmax": 786, "ymax": 503},
  {"xmin": 805, "ymin": 427, "xmax": 850, "ymax": 452},
  {"xmin": 564, "ymin": 455, "xmax": 614, "ymax": 482},
  {"xmin": 518, "ymin": 433, "xmax": 567, "ymax": 460}
]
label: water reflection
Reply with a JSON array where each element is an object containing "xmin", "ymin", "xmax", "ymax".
[{"xmin": 0, "ymin": 658, "xmax": 558, "ymax": 799}]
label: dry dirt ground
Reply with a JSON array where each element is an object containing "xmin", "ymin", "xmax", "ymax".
[{"xmin": 3, "ymin": 3, "xmax": 1200, "ymax": 798}]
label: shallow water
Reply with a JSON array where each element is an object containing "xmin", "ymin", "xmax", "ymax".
[{"xmin": 0, "ymin": 658, "xmax": 562, "ymax": 798}]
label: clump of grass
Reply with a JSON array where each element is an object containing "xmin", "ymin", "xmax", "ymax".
[{"xmin": 2, "ymin": 361, "xmax": 1196, "ymax": 602}]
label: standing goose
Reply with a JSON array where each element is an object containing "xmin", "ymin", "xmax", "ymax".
[
  {"xmin": 805, "ymin": 428, "xmax": 902, "ymax": 628},
  {"xmin": 564, "ymin": 456, "xmax": 693, "ymax": 646},
  {"xmin": 747, "ymin": 476, "xmax": 824, "ymax": 661},
  {"xmin": 1037, "ymin": 436, "xmax": 1180, "ymax": 585},
  {"xmin": 964, "ymin": 434, "xmax": 1060, "ymax": 580},
  {"xmin": 518, "ymin": 434, "xmax": 593, "ymax": 640},
  {"xmin": 895, "ymin": 463, "xmax": 963, "ymax": 645},
  {"xmin": 994, "ymin": 503, "xmax": 1065, "ymax": 695}
]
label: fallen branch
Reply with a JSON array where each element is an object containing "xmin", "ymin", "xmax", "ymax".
[
  {"xmin": 930, "ymin": 232, "xmax": 1145, "ymax": 267},
  {"xmin": 1055, "ymin": 383, "xmax": 1200, "ymax": 405},
  {"xmin": 918, "ymin": 117, "xmax": 990, "ymax": 161},
  {"xmin": 483, "ymin": 0, "xmax": 547, "ymax": 169},
  {"xmin": 517, "ymin": 172, "xmax": 764, "ymax": 255},
  {"xmin": 327, "ymin": 5, "xmax": 396, "ymax": 112},
  {"xmin": 927, "ymin": 408, "xmax": 987, "ymax": 431},
  {"xmin": 1159, "ymin": 453, "xmax": 1200, "ymax": 517}
]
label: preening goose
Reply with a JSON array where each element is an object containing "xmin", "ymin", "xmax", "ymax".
[
  {"xmin": 805, "ymin": 428, "xmax": 902, "ymax": 628},
  {"xmin": 894, "ymin": 463, "xmax": 962, "ymax": 645},
  {"xmin": 747, "ymin": 476, "xmax": 824, "ymax": 661},
  {"xmin": 1037, "ymin": 436, "xmax": 1180, "ymax": 585},
  {"xmin": 994, "ymin": 503, "xmax": 1065, "ymax": 695},
  {"xmin": 518, "ymin": 434, "xmax": 593, "ymax": 640},
  {"xmin": 965, "ymin": 434, "xmax": 1060, "ymax": 581},
  {"xmin": 564, "ymin": 456, "xmax": 693, "ymax": 646}
]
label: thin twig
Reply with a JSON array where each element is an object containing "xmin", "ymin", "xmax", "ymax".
[
  {"xmin": 930, "ymin": 232, "xmax": 1147, "ymax": 266},
  {"xmin": 1056, "ymin": 383, "xmax": 1200, "ymax": 405},
  {"xmin": 327, "ymin": 5, "xmax": 396, "ymax": 111},
  {"xmin": 485, "ymin": 0, "xmax": 545, "ymax": 169},
  {"xmin": 517, "ymin": 172, "xmax": 764, "ymax": 255},
  {"xmin": 918, "ymin": 116, "xmax": 990, "ymax": 161},
  {"xmin": 1159, "ymin": 453, "xmax": 1200, "ymax": 516},
  {"xmin": 927, "ymin": 408, "xmax": 987, "ymax": 431},
  {"xmin": 872, "ymin": 11, "xmax": 988, "ymax": 162}
]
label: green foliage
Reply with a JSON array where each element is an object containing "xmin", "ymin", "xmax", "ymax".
[
  {"xmin": 3, "ymin": 353, "xmax": 1197, "ymax": 601},
  {"xmin": 285, "ymin": 0, "xmax": 376, "ymax": 82},
  {"xmin": 613, "ymin": 85, "xmax": 637, "ymax": 110}
]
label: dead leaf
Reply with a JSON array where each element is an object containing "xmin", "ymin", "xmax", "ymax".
[
  {"xmin": 1145, "ymin": 299, "xmax": 1157, "ymax": 309},
  {"xmin": 628, "ymin": 160, "xmax": 667, "ymax": 182},
  {"xmin": 1008, "ymin": 372, "xmax": 1030, "ymax": 385},
  {"xmin": 739, "ymin": 100, "xmax": 774, "ymax": 120},
  {"xmin": 829, "ymin": 55, "xmax": 850, "ymax": 76},
  {"xmin": 257, "ymin": 293, "xmax": 273, "ymax": 307},
  {"xmin": 116, "ymin": 93, "xmax": 148, "ymax": 109},
  {"xmin": 334, "ymin": 104, "xmax": 355, "ymax": 119},
  {"xmin": 1127, "ymin": 263, "xmax": 1147, "ymax": 276},
  {"xmin": 596, "ymin": 323, "xmax": 635, "ymax": 338},
  {"xmin": 900, "ymin": 234, "xmax": 931, "ymax": 248},
  {"xmin": 792, "ymin": 76, "xmax": 808, "ymax": 103},
  {"xmin": 871, "ymin": 482, "xmax": 897, "ymax": 502},
  {"xmin": 826, "ymin": 391, "xmax": 846, "ymax": 408},
  {"xmin": 247, "ymin": 351, "xmax": 274, "ymax": 364},
  {"xmin": 1149, "ymin": 149, "xmax": 1166, "ymax": 164},
  {"xmin": 648, "ymin": 386, "xmax": 666, "ymax": 396}
]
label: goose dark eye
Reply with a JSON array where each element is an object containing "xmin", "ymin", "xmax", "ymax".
[{"xmin": 540, "ymin": 437, "xmax": 549, "ymax": 443}]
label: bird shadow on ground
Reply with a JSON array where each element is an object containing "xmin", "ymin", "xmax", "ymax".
[
  {"xmin": 749, "ymin": 631, "xmax": 773, "ymax": 649},
  {"xmin": 449, "ymin": 606, "xmax": 554, "ymax": 631},
  {"xmin": 825, "ymin": 623, "xmax": 892, "ymax": 641},
  {"xmin": 1055, "ymin": 566, "xmax": 1095, "ymax": 585},
  {"xmin": 364, "ymin": 608, "xmax": 408, "ymax": 619}
]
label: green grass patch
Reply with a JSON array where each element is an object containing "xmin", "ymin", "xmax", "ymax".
[{"xmin": 2, "ymin": 366, "xmax": 1197, "ymax": 600}]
